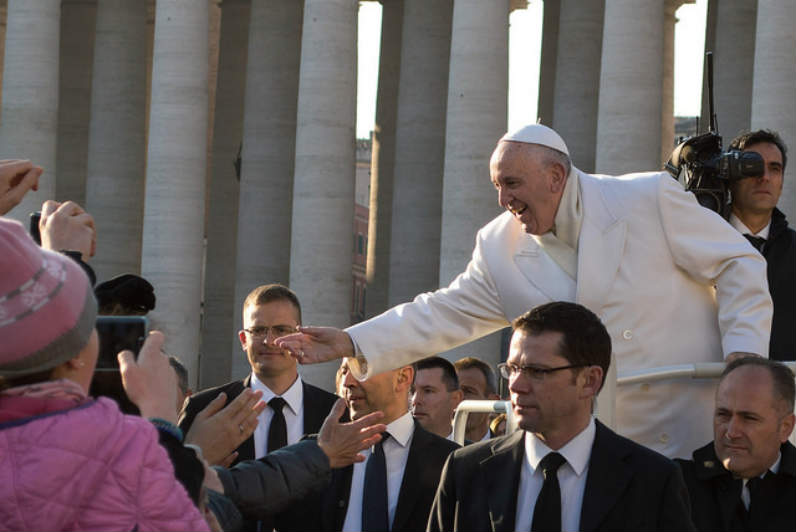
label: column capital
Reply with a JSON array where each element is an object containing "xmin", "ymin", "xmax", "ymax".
[
  {"xmin": 511, "ymin": 0, "xmax": 529, "ymax": 12},
  {"xmin": 665, "ymin": 0, "xmax": 693, "ymax": 17}
]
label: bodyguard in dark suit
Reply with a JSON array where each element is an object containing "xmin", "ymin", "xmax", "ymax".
[
  {"xmin": 429, "ymin": 302, "xmax": 695, "ymax": 532},
  {"xmin": 279, "ymin": 358, "xmax": 459, "ymax": 532},
  {"xmin": 676, "ymin": 357, "xmax": 796, "ymax": 532},
  {"xmin": 179, "ymin": 284, "xmax": 338, "ymax": 465}
]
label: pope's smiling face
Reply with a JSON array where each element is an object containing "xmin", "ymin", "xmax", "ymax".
[{"xmin": 489, "ymin": 141, "xmax": 567, "ymax": 235}]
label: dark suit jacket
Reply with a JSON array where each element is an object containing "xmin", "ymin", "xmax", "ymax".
[
  {"xmin": 676, "ymin": 440, "xmax": 796, "ymax": 532},
  {"xmin": 428, "ymin": 420, "xmax": 696, "ymax": 532},
  {"xmin": 278, "ymin": 420, "xmax": 459, "ymax": 532},
  {"xmin": 178, "ymin": 374, "xmax": 339, "ymax": 465}
]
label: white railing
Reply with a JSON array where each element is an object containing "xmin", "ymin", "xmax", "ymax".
[
  {"xmin": 452, "ymin": 361, "xmax": 796, "ymax": 446},
  {"xmin": 452, "ymin": 399, "xmax": 515, "ymax": 445}
]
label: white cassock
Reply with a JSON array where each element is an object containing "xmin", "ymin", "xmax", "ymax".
[{"xmin": 347, "ymin": 168, "xmax": 772, "ymax": 459}]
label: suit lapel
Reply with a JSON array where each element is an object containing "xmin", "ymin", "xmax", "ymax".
[
  {"xmin": 237, "ymin": 377, "xmax": 256, "ymax": 461},
  {"xmin": 302, "ymin": 381, "xmax": 323, "ymax": 434},
  {"xmin": 392, "ymin": 422, "xmax": 429, "ymax": 531},
  {"xmin": 513, "ymin": 235, "xmax": 576, "ymax": 302},
  {"xmin": 481, "ymin": 430, "xmax": 525, "ymax": 532},
  {"xmin": 575, "ymin": 173, "xmax": 627, "ymax": 312},
  {"xmin": 580, "ymin": 421, "xmax": 633, "ymax": 532}
]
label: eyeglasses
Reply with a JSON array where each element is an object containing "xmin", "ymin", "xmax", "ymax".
[
  {"xmin": 498, "ymin": 362, "xmax": 587, "ymax": 381},
  {"xmin": 244, "ymin": 325, "xmax": 297, "ymax": 339}
]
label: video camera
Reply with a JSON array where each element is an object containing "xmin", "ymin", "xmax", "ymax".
[{"xmin": 665, "ymin": 52, "xmax": 764, "ymax": 218}]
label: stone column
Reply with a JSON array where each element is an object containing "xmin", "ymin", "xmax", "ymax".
[
  {"xmin": 551, "ymin": 0, "xmax": 603, "ymax": 172},
  {"xmin": 289, "ymin": 0, "xmax": 357, "ymax": 390},
  {"xmin": 536, "ymin": 0, "xmax": 559, "ymax": 127},
  {"xmin": 365, "ymin": 0, "xmax": 402, "ymax": 318},
  {"xmin": 84, "ymin": 0, "xmax": 147, "ymax": 281},
  {"xmin": 0, "ymin": 0, "xmax": 60, "ymax": 222},
  {"xmin": 387, "ymin": 0, "xmax": 452, "ymax": 306},
  {"xmin": 230, "ymin": 0, "xmax": 303, "ymax": 380},
  {"xmin": 660, "ymin": 1, "xmax": 679, "ymax": 166},
  {"xmin": 141, "ymin": 1, "xmax": 208, "ymax": 387},
  {"xmin": 56, "ymin": 0, "xmax": 96, "ymax": 206},
  {"xmin": 438, "ymin": 0, "xmax": 509, "ymax": 367},
  {"xmin": 751, "ymin": 0, "xmax": 796, "ymax": 219},
  {"xmin": 201, "ymin": 0, "xmax": 250, "ymax": 388},
  {"xmin": 595, "ymin": 0, "xmax": 663, "ymax": 174},
  {"xmin": 712, "ymin": 0, "xmax": 757, "ymax": 139}
]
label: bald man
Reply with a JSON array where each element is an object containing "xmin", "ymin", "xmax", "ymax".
[{"xmin": 279, "ymin": 124, "xmax": 772, "ymax": 459}]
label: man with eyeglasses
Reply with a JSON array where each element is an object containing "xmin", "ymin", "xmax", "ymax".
[
  {"xmin": 429, "ymin": 302, "xmax": 695, "ymax": 532},
  {"xmin": 179, "ymin": 284, "xmax": 339, "ymax": 465}
]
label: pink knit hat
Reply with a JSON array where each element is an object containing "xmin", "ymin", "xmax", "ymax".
[{"xmin": 0, "ymin": 218, "xmax": 97, "ymax": 377}]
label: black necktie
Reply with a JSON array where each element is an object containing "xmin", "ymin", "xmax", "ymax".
[
  {"xmin": 744, "ymin": 234, "xmax": 766, "ymax": 253},
  {"xmin": 267, "ymin": 397, "xmax": 287, "ymax": 453},
  {"xmin": 531, "ymin": 452, "xmax": 566, "ymax": 532},
  {"xmin": 362, "ymin": 432, "xmax": 391, "ymax": 532}
]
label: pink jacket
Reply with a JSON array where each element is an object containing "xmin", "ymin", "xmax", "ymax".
[{"xmin": 0, "ymin": 395, "xmax": 209, "ymax": 532}]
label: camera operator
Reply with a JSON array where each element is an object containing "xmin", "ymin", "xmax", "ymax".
[{"xmin": 727, "ymin": 130, "xmax": 794, "ymax": 361}]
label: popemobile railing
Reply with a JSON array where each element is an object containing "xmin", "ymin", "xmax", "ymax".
[{"xmin": 452, "ymin": 361, "xmax": 796, "ymax": 447}]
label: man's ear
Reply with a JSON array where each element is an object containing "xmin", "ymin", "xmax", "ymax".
[
  {"xmin": 452, "ymin": 389, "xmax": 464, "ymax": 407},
  {"xmin": 549, "ymin": 162, "xmax": 567, "ymax": 194},
  {"xmin": 778, "ymin": 412, "xmax": 795, "ymax": 443},
  {"xmin": 238, "ymin": 330, "xmax": 248, "ymax": 350},
  {"xmin": 579, "ymin": 366, "xmax": 604, "ymax": 400}
]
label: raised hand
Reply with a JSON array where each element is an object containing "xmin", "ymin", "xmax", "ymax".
[
  {"xmin": 185, "ymin": 389, "xmax": 266, "ymax": 466},
  {"xmin": 0, "ymin": 159, "xmax": 42, "ymax": 215},
  {"xmin": 316, "ymin": 398, "xmax": 386, "ymax": 469},
  {"xmin": 118, "ymin": 331, "xmax": 178, "ymax": 423},
  {"xmin": 39, "ymin": 200, "xmax": 96, "ymax": 260},
  {"xmin": 275, "ymin": 326, "xmax": 355, "ymax": 365}
]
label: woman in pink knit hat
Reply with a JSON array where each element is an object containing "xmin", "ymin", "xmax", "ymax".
[{"xmin": 0, "ymin": 218, "xmax": 209, "ymax": 532}]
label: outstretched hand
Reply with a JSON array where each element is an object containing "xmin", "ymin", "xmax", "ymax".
[
  {"xmin": 0, "ymin": 159, "xmax": 42, "ymax": 215},
  {"xmin": 317, "ymin": 398, "xmax": 386, "ymax": 469},
  {"xmin": 185, "ymin": 389, "xmax": 266, "ymax": 466},
  {"xmin": 275, "ymin": 326, "xmax": 355, "ymax": 365}
]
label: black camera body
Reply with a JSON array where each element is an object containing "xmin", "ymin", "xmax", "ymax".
[
  {"xmin": 666, "ymin": 132, "xmax": 764, "ymax": 217},
  {"xmin": 665, "ymin": 51, "xmax": 765, "ymax": 218}
]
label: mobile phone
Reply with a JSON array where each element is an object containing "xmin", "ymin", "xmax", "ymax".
[
  {"xmin": 95, "ymin": 316, "xmax": 148, "ymax": 371},
  {"xmin": 29, "ymin": 211, "xmax": 41, "ymax": 245},
  {"xmin": 91, "ymin": 316, "xmax": 148, "ymax": 415}
]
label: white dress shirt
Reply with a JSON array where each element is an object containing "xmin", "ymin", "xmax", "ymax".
[
  {"xmin": 251, "ymin": 373, "xmax": 304, "ymax": 459},
  {"xmin": 730, "ymin": 212, "xmax": 771, "ymax": 240},
  {"xmin": 515, "ymin": 418, "xmax": 596, "ymax": 532},
  {"xmin": 342, "ymin": 411, "xmax": 415, "ymax": 532}
]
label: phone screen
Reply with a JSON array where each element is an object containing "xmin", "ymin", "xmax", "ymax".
[{"xmin": 95, "ymin": 316, "xmax": 148, "ymax": 371}]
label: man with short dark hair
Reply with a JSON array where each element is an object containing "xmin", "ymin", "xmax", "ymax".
[
  {"xmin": 454, "ymin": 356, "xmax": 500, "ymax": 442},
  {"xmin": 179, "ymin": 284, "xmax": 339, "ymax": 464},
  {"xmin": 429, "ymin": 302, "xmax": 695, "ymax": 532},
  {"xmin": 676, "ymin": 357, "xmax": 795, "ymax": 531},
  {"xmin": 411, "ymin": 357, "xmax": 463, "ymax": 439},
  {"xmin": 728, "ymin": 130, "xmax": 794, "ymax": 360},
  {"xmin": 279, "ymin": 358, "xmax": 459, "ymax": 532}
]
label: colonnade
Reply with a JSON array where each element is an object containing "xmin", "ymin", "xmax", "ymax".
[{"xmin": 0, "ymin": 0, "xmax": 793, "ymax": 391}]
